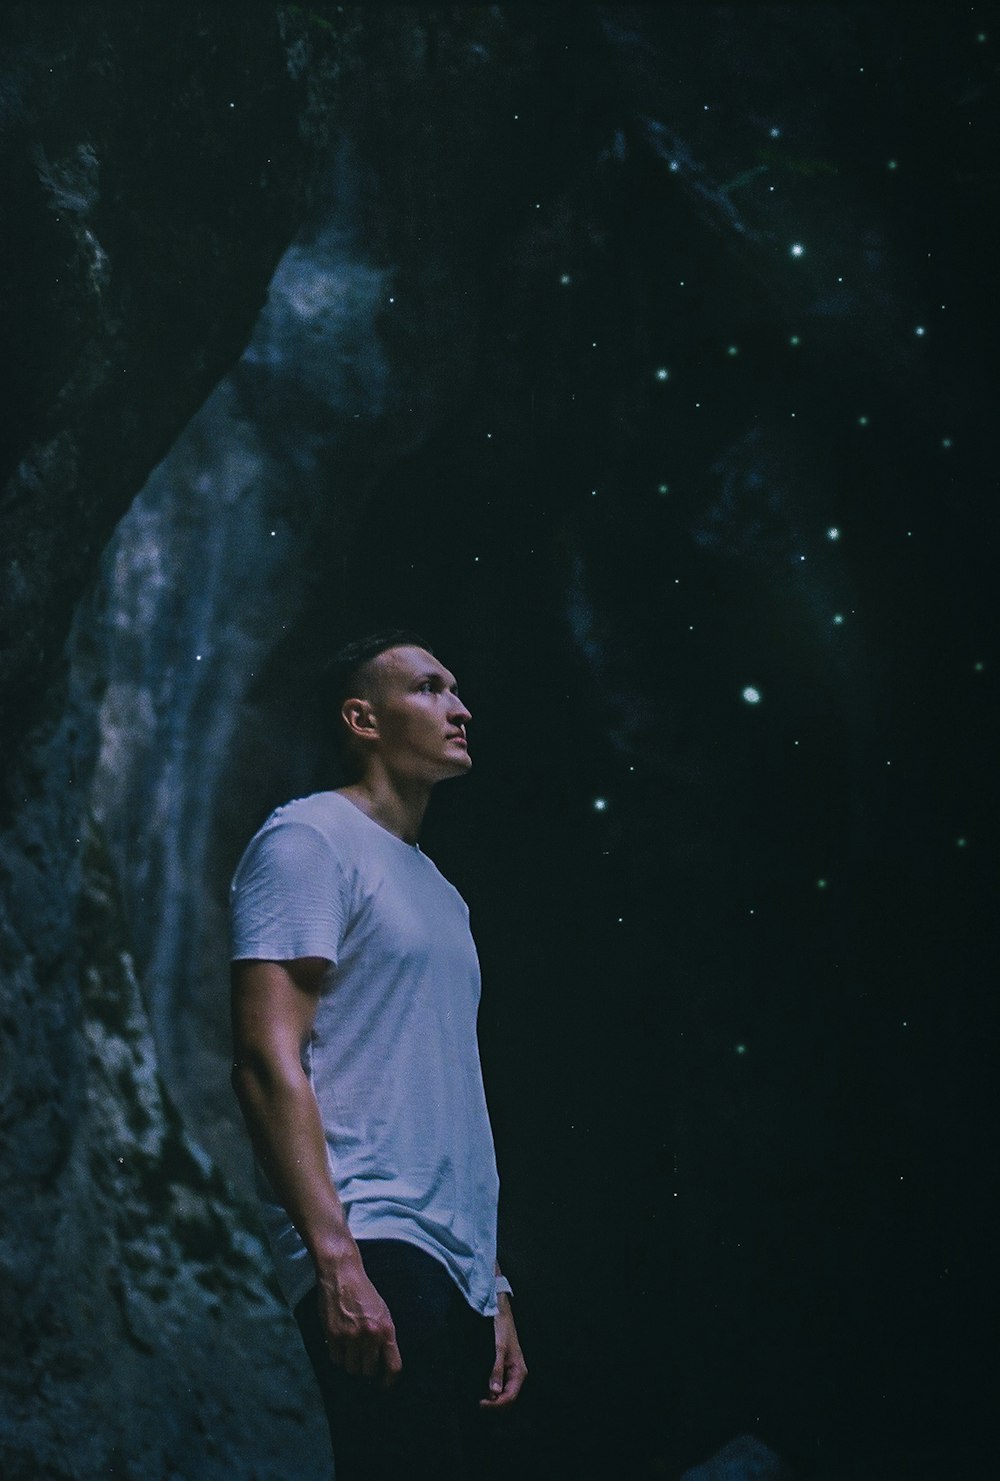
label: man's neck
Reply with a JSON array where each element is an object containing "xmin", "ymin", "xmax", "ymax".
[{"xmin": 338, "ymin": 771, "xmax": 431, "ymax": 846}]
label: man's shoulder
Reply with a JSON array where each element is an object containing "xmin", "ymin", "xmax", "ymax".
[
  {"xmin": 265, "ymin": 790, "xmax": 343, "ymax": 830},
  {"xmin": 247, "ymin": 791, "xmax": 352, "ymax": 856}
]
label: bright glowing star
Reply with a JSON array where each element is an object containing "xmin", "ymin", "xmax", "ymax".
[
  {"xmin": 826, "ymin": 526, "xmax": 841, "ymax": 541},
  {"xmin": 816, "ymin": 878, "xmax": 828, "ymax": 890},
  {"xmin": 658, "ymin": 483, "xmax": 669, "ymax": 495},
  {"xmin": 769, "ymin": 126, "xmax": 781, "ymax": 138},
  {"xmin": 591, "ymin": 489, "xmax": 597, "ymax": 496},
  {"xmin": 915, "ymin": 325, "xmax": 926, "ymax": 336},
  {"xmin": 735, "ymin": 1043, "xmax": 747, "ymax": 1055},
  {"xmin": 974, "ymin": 661, "xmax": 985, "ymax": 672},
  {"xmin": 655, "ymin": 367, "xmax": 670, "ymax": 381},
  {"xmin": 956, "ymin": 837, "xmax": 968, "ymax": 848},
  {"xmin": 833, "ymin": 614, "xmax": 845, "ymax": 626},
  {"xmin": 270, "ymin": 530, "xmax": 276, "ymax": 536},
  {"xmin": 742, "ymin": 686, "xmax": 762, "ymax": 704},
  {"xmin": 388, "ymin": 296, "xmax": 395, "ymax": 304},
  {"xmin": 669, "ymin": 159, "xmax": 680, "ymax": 173},
  {"xmin": 195, "ymin": 654, "xmax": 202, "ymax": 662},
  {"xmin": 790, "ymin": 242, "xmax": 805, "ymax": 257},
  {"xmin": 887, "ymin": 159, "xmax": 899, "ymax": 170},
  {"xmin": 593, "ymin": 798, "xmax": 608, "ymax": 812},
  {"xmin": 474, "ymin": 556, "xmax": 480, "ymax": 562},
  {"xmin": 858, "ymin": 415, "xmax": 870, "ymax": 427},
  {"xmin": 559, "ymin": 273, "xmax": 572, "ymax": 286},
  {"xmin": 727, "ymin": 345, "xmax": 739, "ymax": 357},
  {"xmin": 941, "ymin": 437, "xmax": 953, "ymax": 449},
  {"xmin": 789, "ymin": 334, "xmax": 801, "ymax": 347}
]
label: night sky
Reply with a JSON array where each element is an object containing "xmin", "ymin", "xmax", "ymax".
[{"xmin": 300, "ymin": 10, "xmax": 999, "ymax": 1475}]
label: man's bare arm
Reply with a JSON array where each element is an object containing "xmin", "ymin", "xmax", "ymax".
[
  {"xmin": 230, "ymin": 957, "xmax": 401, "ymax": 1384},
  {"xmin": 481, "ymin": 1263, "xmax": 527, "ymax": 1409}
]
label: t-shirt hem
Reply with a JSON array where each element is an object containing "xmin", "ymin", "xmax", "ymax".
[
  {"xmin": 230, "ymin": 942, "xmax": 339, "ymax": 964},
  {"xmin": 347, "ymin": 1214, "xmax": 499, "ymax": 1317}
]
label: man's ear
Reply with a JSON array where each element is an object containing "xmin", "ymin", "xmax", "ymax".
[{"xmin": 341, "ymin": 697, "xmax": 378, "ymax": 740}]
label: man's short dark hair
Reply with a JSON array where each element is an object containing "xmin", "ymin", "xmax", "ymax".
[{"xmin": 327, "ymin": 629, "xmax": 433, "ymax": 773}]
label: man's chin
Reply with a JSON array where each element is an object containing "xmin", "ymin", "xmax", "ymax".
[{"xmin": 442, "ymin": 752, "xmax": 472, "ymax": 776}]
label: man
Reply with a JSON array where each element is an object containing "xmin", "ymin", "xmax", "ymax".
[{"xmin": 229, "ymin": 631, "xmax": 526, "ymax": 1479}]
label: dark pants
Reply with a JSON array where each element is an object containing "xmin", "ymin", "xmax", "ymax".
[{"xmin": 294, "ymin": 1239, "xmax": 524, "ymax": 1480}]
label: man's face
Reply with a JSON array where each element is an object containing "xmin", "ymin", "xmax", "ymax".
[{"xmin": 363, "ymin": 645, "xmax": 473, "ymax": 782}]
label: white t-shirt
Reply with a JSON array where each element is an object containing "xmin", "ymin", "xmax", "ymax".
[{"xmin": 230, "ymin": 789, "xmax": 503, "ymax": 1315}]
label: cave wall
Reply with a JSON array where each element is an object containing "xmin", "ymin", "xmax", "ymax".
[
  {"xmin": 0, "ymin": 6, "xmax": 333, "ymax": 1475},
  {"xmin": 0, "ymin": 3, "xmax": 321, "ymax": 776}
]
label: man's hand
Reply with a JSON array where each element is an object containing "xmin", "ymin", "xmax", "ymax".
[
  {"xmin": 480, "ymin": 1293, "xmax": 527, "ymax": 1409},
  {"xmin": 316, "ymin": 1254, "xmax": 402, "ymax": 1388}
]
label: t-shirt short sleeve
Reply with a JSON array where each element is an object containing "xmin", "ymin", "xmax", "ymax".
[{"xmin": 230, "ymin": 816, "xmax": 347, "ymax": 965}]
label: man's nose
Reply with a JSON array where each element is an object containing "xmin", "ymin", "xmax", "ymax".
[{"xmin": 449, "ymin": 695, "xmax": 472, "ymax": 725}]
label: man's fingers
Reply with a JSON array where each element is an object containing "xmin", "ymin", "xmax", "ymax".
[
  {"xmin": 479, "ymin": 1356, "xmax": 528, "ymax": 1409},
  {"xmin": 381, "ymin": 1333, "xmax": 403, "ymax": 1389},
  {"xmin": 487, "ymin": 1350, "xmax": 505, "ymax": 1399}
]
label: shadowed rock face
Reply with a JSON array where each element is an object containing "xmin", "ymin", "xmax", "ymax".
[
  {"xmin": 0, "ymin": 8, "xmax": 331, "ymax": 1476},
  {"xmin": 0, "ymin": 4, "xmax": 310, "ymax": 778}
]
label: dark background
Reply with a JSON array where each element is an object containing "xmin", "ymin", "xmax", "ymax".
[{"xmin": 1, "ymin": 6, "xmax": 997, "ymax": 1478}]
